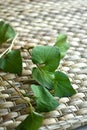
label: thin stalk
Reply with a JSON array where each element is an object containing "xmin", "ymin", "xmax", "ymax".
[
  {"xmin": 9, "ymin": 33, "xmax": 18, "ymax": 51},
  {"xmin": 0, "ymin": 75, "xmax": 33, "ymax": 112},
  {"xmin": 0, "ymin": 33, "xmax": 18, "ymax": 58},
  {"xmin": 0, "ymin": 47, "xmax": 9, "ymax": 58},
  {"xmin": 28, "ymin": 49, "xmax": 32, "ymax": 56}
]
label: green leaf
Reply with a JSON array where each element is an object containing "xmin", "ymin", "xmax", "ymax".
[
  {"xmin": 32, "ymin": 46, "xmax": 60, "ymax": 72},
  {"xmin": 31, "ymin": 85, "xmax": 59, "ymax": 112},
  {"xmin": 0, "ymin": 20, "xmax": 16, "ymax": 44},
  {"xmin": 32, "ymin": 67, "xmax": 54, "ymax": 89},
  {"xmin": 16, "ymin": 111, "xmax": 43, "ymax": 130},
  {"xmin": 54, "ymin": 34, "xmax": 70, "ymax": 58},
  {"xmin": 0, "ymin": 50, "xmax": 22, "ymax": 75},
  {"xmin": 54, "ymin": 71, "xmax": 76, "ymax": 97}
]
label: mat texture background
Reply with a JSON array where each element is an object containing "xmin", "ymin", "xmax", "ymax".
[{"xmin": 0, "ymin": 0, "xmax": 87, "ymax": 130}]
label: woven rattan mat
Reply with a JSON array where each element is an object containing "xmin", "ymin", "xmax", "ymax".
[{"xmin": 0, "ymin": 0, "xmax": 87, "ymax": 130}]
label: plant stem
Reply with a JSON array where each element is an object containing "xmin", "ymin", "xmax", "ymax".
[
  {"xmin": 0, "ymin": 33, "xmax": 18, "ymax": 58},
  {"xmin": 0, "ymin": 75, "xmax": 33, "ymax": 112},
  {"xmin": 0, "ymin": 47, "xmax": 9, "ymax": 58},
  {"xmin": 9, "ymin": 33, "xmax": 18, "ymax": 51},
  {"xmin": 28, "ymin": 49, "xmax": 32, "ymax": 56}
]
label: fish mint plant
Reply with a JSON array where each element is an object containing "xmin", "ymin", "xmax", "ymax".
[{"xmin": 0, "ymin": 20, "xmax": 76, "ymax": 130}]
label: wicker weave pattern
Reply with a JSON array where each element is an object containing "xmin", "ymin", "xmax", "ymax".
[{"xmin": 0, "ymin": 0, "xmax": 87, "ymax": 130}]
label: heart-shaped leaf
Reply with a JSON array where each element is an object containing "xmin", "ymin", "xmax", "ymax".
[
  {"xmin": 54, "ymin": 71, "xmax": 76, "ymax": 97},
  {"xmin": 32, "ymin": 67, "xmax": 54, "ymax": 89},
  {"xmin": 0, "ymin": 20, "xmax": 16, "ymax": 44},
  {"xmin": 54, "ymin": 34, "xmax": 70, "ymax": 58},
  {"xmin": 31, "ymin": 85, "xmax": 59, "ymax": 112},
  {"xmin": 32, "ymin": 46, "xmax": 60, "ymax": 72},
  {"xmin": 16, "ymin": 111, "xmax": 43, "ymax": 130},
  {"xmin": 0, "ymin": 50, "xmax": 22, "ymax": 75}
]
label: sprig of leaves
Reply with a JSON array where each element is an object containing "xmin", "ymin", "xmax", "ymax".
[
  {"xmin": 0, "ymin": 20, "xmax": 22, "ymax": 75},
  {"xmin": 0, "ymin": 20, "xmax": 76, "ymax": 130},
  {"xmin": 31, "ymin": 39, "xmax": 76, "ymax": 97}
]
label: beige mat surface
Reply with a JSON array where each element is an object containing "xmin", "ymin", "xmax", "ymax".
[{"xmin": 0, "ymin": 0, "xmax": 87, "ymax": 130}]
